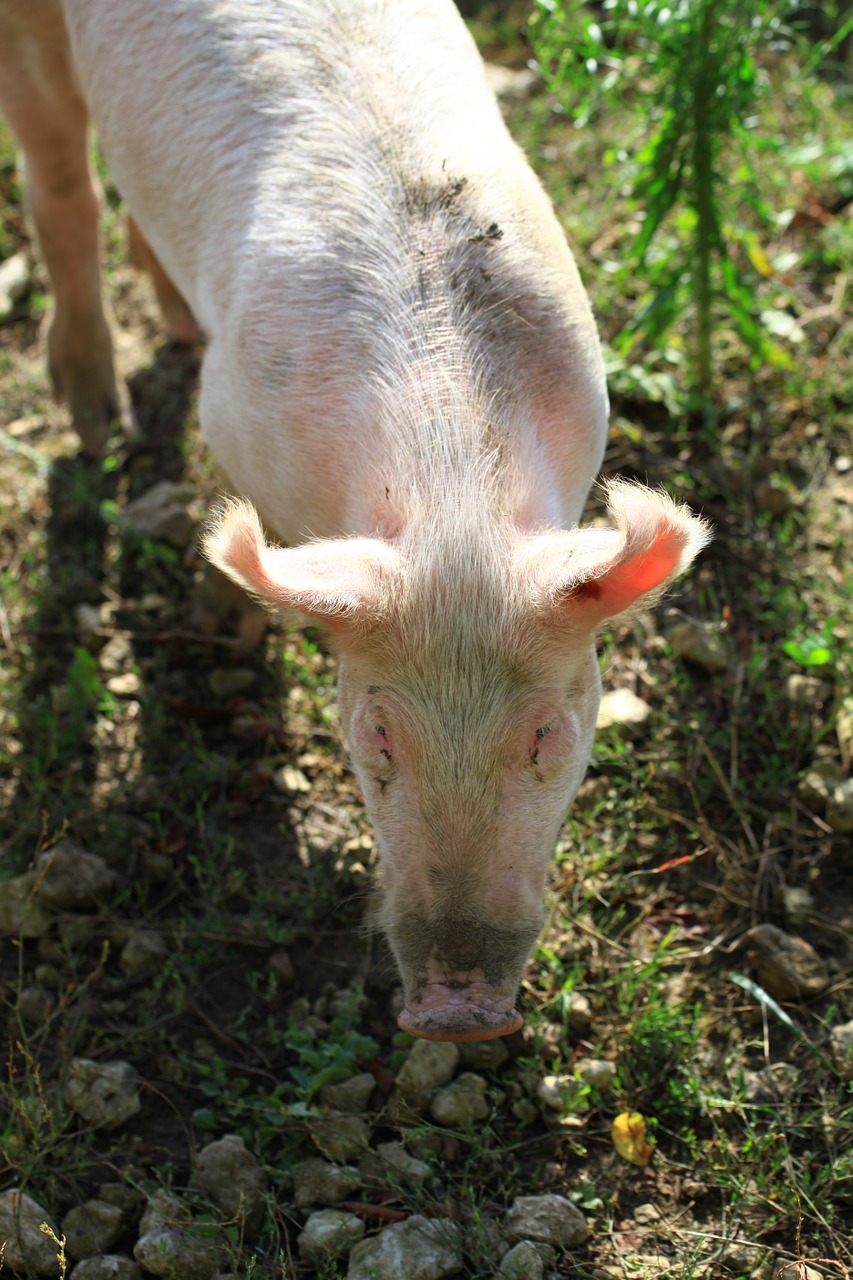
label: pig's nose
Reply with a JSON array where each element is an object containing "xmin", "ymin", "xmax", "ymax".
[{"xmin": 397, "ymin": 980, "xmax": 522, "ymax": 1042}]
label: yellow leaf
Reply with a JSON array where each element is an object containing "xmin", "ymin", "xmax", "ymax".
[
  {"xmin": 746, "ymin": 240, "xmax": 773, "ymax": 278},
  {"xmin": 612, "ymin": 1111, "xmax": 655, "ymax": 1166}
]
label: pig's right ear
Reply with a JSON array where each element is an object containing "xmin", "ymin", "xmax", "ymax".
[{"xmin": 203, "ymin": 499, "xmax": 402, "ymax": 626}]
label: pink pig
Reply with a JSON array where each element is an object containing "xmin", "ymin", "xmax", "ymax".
[{"xmin": 0, "ymin": 0, "xmax": 709, "ymax": 1040}]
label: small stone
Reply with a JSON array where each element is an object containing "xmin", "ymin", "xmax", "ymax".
[
  {"xmin": 347, "ymin": 1214, "xmax": 463, "ymax": 1280},
  {"xmin": 134, "ymin": 1191, "xmax": 224, "ymax": 1279},
  {"xmin": 309, "ymin": 1111, "xmax": 370, "ymax": 1163},
  {"xmin": 123, "ymin": 480, "xmax": 195, "ymax": 548},
  {"xmin": 191, "ymin": 1133, "xmax": 267, "ymax": 1234},
  {"xmin": 499, "ymin": 1240, "xmax": 545, "ymax": 1279},
  {"xmin": 120, "ymin": 930, "xmax": 170, "ymax": 977},
  {"xmin": 107, "ymin": 673, "xmax": 141, "ymax": 697},
  {"xmin": 576, "ymin": 1058, "xmax": 617, "ymax": 1091},
  {"xmin": 797, "ymin": 761, "xmax": 843, "ymax": 815},
  {"xmin": 0, "ymin": 874, "xmax": 53, "ymax": 937},
  {"xmin": 376, "ymin": 1141, "xmax": 432, "ymax": 1185},
  {"xmin": 97, "ymin": 1185, "xmax": 137, "ymax": 1214},
  {"xmin": 0, "ymin": 1188, "xmax": 60, "ymax": 1275},
  {"xmin": 75, "ymin": 602, "xmax": 110, "ymax": 649},
  {"xmin": 837, "ymin": 694, "xmax": 853, "ymax": 767},
  {"xmin": 268, "ymin": 950, "xmax": 295, "ymax": 986},
  {"xmin": 826, "ymin": 779, "xmax": 853, "ymax": 834},
  {"xmin": 632, "ymin": 1203, "xmax": 661, "ymax": 1224},
  {"xmin": 320, "ymin": 1072, "xmax": 376, "ymax": 1113},
  {"xmin": 272, "ymin": 764, "xmax": 312, "ymax": 793},
  {"xmin": 293, "ymin": 1158, "xmax": 364, "ymax": 1208},
  {"xmin": 669, "ymin": 618, "xmax": 729, "ymax": 672},
  {"xmin": 0, "ymin": 252, "xmax": 30, "ymax": 319},
  {"xmin": 774, "ymin": 1262, "xmax": 822, "ymax": 1280},
  {"xmin": 62, "ymin": 1199, "xmax": 125, "ymax": 1260},
  {"xmin": 208, "ymin": 667, "xmax": 257, "ymax": 698},
  {"xmin": 506, "ymin": 1194, "xmax": 590, "ymax": 1249},
  {"xmin": 97, "ymin": 635, "xmax": 133, "ymax": 675},
  {"xmin": 69, "ymin": 1257, "xmax": 143, "ymax": 1280},
  {"xmin": 458, "ymin": 1038, "xmax": 510, "ymax": 1071},
  {"xmin": 65, "ymin": 1058, "xmax": 142, "ymax": 1130},
  {"xmin": 512, "ymin": 1098, "xmax": 539, "ymax": 1125},
  {"xmin": 596, "ymin": 688, "xmax": 651, "ymax": 731},
  {"xmin": 35, "ymin": 840, "xmax": 117, "ymax": 912},
  {"xmin": 395, "ymin": 1039, "xmax": 460, "ymax": 1112},
  {"xmin": 18, "ymin": 984, "xmax": 55, "ymax": 1025},
  {"xmin": 782, "ymin": 886, "xmax": 813, "ymax": 929},
  {"xmin": 429, "ymin": 1072, "xmax": 490, "ymax": 1127},
  {"xmin": 830, "ymin": 1019, "xmax": 853, "ymax": 1082},
  {"xmin": 744, "ymin": 924, "xmax": 828, "ymax": 1001},
  {"xmin": 298, "ymin": 1209, "xmax": 365, "ymax": 1263},
  {"xmin": 536, "ymin": 1075, "xmax": 575, "ymax": 1112},
  {"xmin": 567, "ymin": 991, "xmax": 593, "ymax": 1033}
]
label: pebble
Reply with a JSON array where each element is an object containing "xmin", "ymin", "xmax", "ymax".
[
  {"xmin": 429, "ymin": 1071, "xmax": 490, "ymax": 1127},
  {"xmin": 272, "ymin": 764, "xmax": 312, "ymax": 793},
  {"xmin": 744, "ymin": 924, "xmax": 828, "ymax": 1001},
  {"xmin": 106, "ymin": 673, "xmax": 142, "ymax": 697},
  {"xmin": 632, "ymin": 1202, "xmax": 661, "ymax": 1224},
  {"xmin": 576, "ymin": 1058, "xmax": 617, "ymax": 1091},
  {"xmin": 18, "ymin": 984, "xmax": 55, "ymax": 1025},
  {"xmin": 120, "ymin": 930, "xmax": 170, "ymax": 977},
  {"xmin": 293, "ymin": 1157, "xmax": 364, "ymax": 1208},
  {"xmin": 830, "ymin": 1019, "xmax": 853, "ymax": 1082},
  {"xmin": 376, "ymin": 1141, "xmax": 432, "ymax": 1185},
  {"xmin": 347, "ymin": 1214, "xmax": 463, "ymax": 1280},
  {"xmin": 782, "ymin": 886, "xmax": 813, "ymax": 929},
  {"xmin": 837, "ymin": 693, "xmax": 853, "ymax": 766},
  {"xmin": 133, "ymin": 1191, "xmax": 224, "ymax": 1279},
  {"xmin": 668, "ymin": 617, "xmax": 730, "ymax": 672},
  {"xmin": 826, "ymin": 779, "xmax": 853, "ymax": 833},
  {"xmin": 65, "ymin": 1058, "xmax": 142, "ymax": 1130},
  {"xmin": 0, "ymin": 251, "xmax": 30, "ymax": 319},
  {"xmin": 506, "ymin": 1194, "xmax": 590, "ymax": 1249},
  {"xmin": 309, "ymin": 1111, "xmax": 370, "ymax": 1163},
  {"xmin": 458, "ymin": 1037, "xmax": 510, "ymax": 1071},
  {"xmin": 498, "ymin": 1240, "xmax": 545, "ymax": 1279},
  {"xmin": 297, "ymin": 1209, "xmax": 365, "ymax": 1263},
  {"xmin": 0, "ymin": 873, "xmax": 53, "ymax": 937},
  {"xmin": 319, "ymin": 1071, "xmax": 376, "ymax": 1113},
  {"xmin": 0, "ymin": 1188, "xmax": 60, "ymax": 1276},
  {"xmin": 396, "ymin": 1038, "xmax": 460, "ymax": 1112},
  {"xmin": 122, "ymin": 480, "xmax": 195, "ymax": 548},
  {"xmin": 744, "ymin": 1062, "xmax": 798, "ymax": 1103},
  {"xmin": 191, "ymin": 1133, "xmax": 267, "ymax": 1234},
  {"xmin": 35, "ymin": 840, "xmax": 117, "ymax": 912},
  {"xmin": 797, "ymin": 761, "xmax": 843, "ymax": 815},
  {"xmin": 268, "ymin": 950, "xmax": 295, "ymax": 986},
  {"xmin": 567, "ymin": 990, "xmax": 593, "ymax": 1033},
  {"xmin": 596, "ymin": 688, "xmax": 651, "ymax": 731},
  {"xmin": 536, "ymin": 1075, "xmax": 575, "ymax": 1112},
  {"xmin": 62, "ymin": 1199, "xmax": 125, "ymax": 1259},
  {"xmin": 69, "ymin": 1258, "xmax": 142, "ymax": 1280}
]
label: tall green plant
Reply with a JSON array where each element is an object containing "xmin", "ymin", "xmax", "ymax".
[{"xmin": 530, "ymin": 0, "xmax": 802, "ymax": 413}]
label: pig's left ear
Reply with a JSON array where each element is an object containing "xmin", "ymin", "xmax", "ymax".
[
  {"xmin": 203, "ymin": 499, "xmax": 402, "ymax": 627},
  {"xmin": 517, "ymin": 480, "xmax": 711, "ymax": 626}
]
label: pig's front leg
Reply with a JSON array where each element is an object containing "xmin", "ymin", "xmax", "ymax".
[{"xmin": 0, "ymin": 7, "xmax": 123, "ymax": 455}]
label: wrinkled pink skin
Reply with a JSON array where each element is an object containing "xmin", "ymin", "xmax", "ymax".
[{"xmin": 0, "ymin": 0, "xmax": 709, "ymax": 1040}]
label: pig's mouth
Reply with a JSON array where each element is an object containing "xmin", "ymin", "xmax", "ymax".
[{"xmin": 397, "ymin": 979, "xmax": 522, "ymax": 1042}]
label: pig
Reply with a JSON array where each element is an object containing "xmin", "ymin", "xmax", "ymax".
[{"xmin": 0, "ymin": 0, "xmax": 710, "ymax": 1040}]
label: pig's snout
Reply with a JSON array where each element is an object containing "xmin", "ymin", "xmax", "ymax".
[
  {"xmin": 398, "ymin": 976, "xmax": 523, "ymax": 1042},
  {"xmin": 390, "ymin": 909, "xmax": 539, "ymax": 1042}
]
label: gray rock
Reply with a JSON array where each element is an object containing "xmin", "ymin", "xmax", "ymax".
[
  {"xmin": 268, "ymin": 950, "xmax": 295, "ymax": 986},
  {"xmin": 744, "ymin": 925, "xmax": 828, "ymax": 1001},
  {"xmin": 837, "ymin": 693, "xmax": 853, "ymax": 767},
  {"xmin": 0, "ymin": 1188, "xmax": 60, "ymax": 1276},
  {"xmin": 830, "ymin": 1019, "xmax": 853, "ymax": 1082},
  {"xmin": 347, "ymin": 1215, "xmax": 463, "ymax": 1280},
  {"xmin": 395, "ymin": 1039, "xmax": 460, "ymax": 1111},
  {"xmin": 208, "ymin": 667, "xmax": 257, "ymax": 698},
  {"xmin": 782, "ymin": 886, "xmax": 813, "ymax": 929},
  {"xmin": 35, "ymin": 840, "xmax": 117, "ymax": 911},
  {"xmin": 376, "ymin": 1141, "xmax": 432, "ymax": 1185},
  {"xmin": 62, "ymin": 1200, "xmax": 126, "ymax": 1260},
  {"xmin": 293, "ymin": 1157, "xmax": 364, "ymax": 1208},
  {"xmin": 536, "ymin": 1075, "xmax": 576, "ymax": 1112},
  {"xmin": 429, "ymin": 1072, "xmax": 490, "ymax": 1127},
  {"xmin": 106, "ymin": 673, "xmax": 141, "ymax": 697},
  {"xmin": 576, "ymin": 1058, "xmax": 616, "ymax": 1092},
  {"xmin": 0, "ymin": 251, "xmax": 30, "ymax": 319},
  {"xmin": 319, "ymin": 1071, "xmax": 376, "ymax": 1113},
  {"xmin": 97, "ymin": 1185, "xmax": 137, "ymax": 1214},
  {"xmin": 66, "ymin": 1058, "xmax": 142, "ymax": 1130},
  {"xmin": 499, "ymin": 1240, "xmax": 545, "ymax": 1279},
  {"xmin": 567, "ymin": 991, "xmax": 593, "ymax": 1033},
  {"xmin": 826, "ymin": 779, "xmax": 853, "ymax": 833},
  {"xmin": 70, "ymin": 1258, "xmax": 142, "ymax": 1280},
  {"xmin": 191, "ymin": 1133, "xmax": 267, "ymax": 1234},
  {"xmin": 98, "ymin": 635, "xmax": 133, "ymax": 675},
  {"xmin": 506, "ymin": 1194, "xmax": 590, "ymax": 1249},
  {"xmin": 297, "ymin": 1209, "xmax": 365, "ymax": 1263},
  {"xmin": 668, "ymin": 618, "xmax": 729, "ymax": 672},
  {"xmin": 120, "ymin": 930, "xmax": 170, "ymax": 977},
  {"xmin": 632, "ymin": 1202, "xmax": 661, "ymax": 1224},
  {"xmin": 0, "ymin": 873, "xmax": 53, "ymax": 937},
  {"xmin": 744, "ymin": 1062, "xmax": 798, "ymax": 1104},
  {"xmin": 309, "ymin": 1111, "xmax": 371, "ymax": 1163},
  {"xmin": 797, "ymin": 761, "xmax": 843, "ymax": 815},
  {"xmin": 18, "ymin": 984, "xmax": 55, "ymax": 1026},
  {"xmin": 596, "ymin": 688, "xmax": 651, "ymax": 731},
  {"xmin": 457, "ymin": 1038, "xmax": 510, "ymax": 1072},
  {"xmin": 123, "ymin": 481, "xmax": 195, "ymax": 548},
  {"xmin": 134, "ymin": 1191, "xmax": 224, "ymax": 1279},
  {"xmin": 720, "ymin": 1241, "xmax": 774, "ymax": 1280}
]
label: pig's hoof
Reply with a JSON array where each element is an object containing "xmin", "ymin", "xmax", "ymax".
[{"xmin": 398, "ymin": 1006, "xmax": 522, "ymax": 1043}]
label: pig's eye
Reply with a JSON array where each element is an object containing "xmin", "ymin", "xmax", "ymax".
[
  {"xmin": 534, "ymin": 725, "xmax": 551, "ymax": 740},
  {"xmin": 375, "ymin": 725, "xmax": 386, "ymax": 737}
]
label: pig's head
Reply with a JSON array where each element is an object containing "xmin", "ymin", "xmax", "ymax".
[{"xmin": 204, "ymin": 481, "xmax": 709, "ymax": 1041}]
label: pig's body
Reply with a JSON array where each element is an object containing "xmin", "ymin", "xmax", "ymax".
[{"xmin": 0, "ymin": 0, "xmax": 708, "ymax": 1040}]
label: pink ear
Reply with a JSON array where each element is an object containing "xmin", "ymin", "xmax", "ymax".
[
  {"xmin": 203, "ymin": 499, "xmax": 402, "ymax": 623},
  {"xmin": 518, "ymin": 480, "xmax": 711, "ymax": 625}
]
